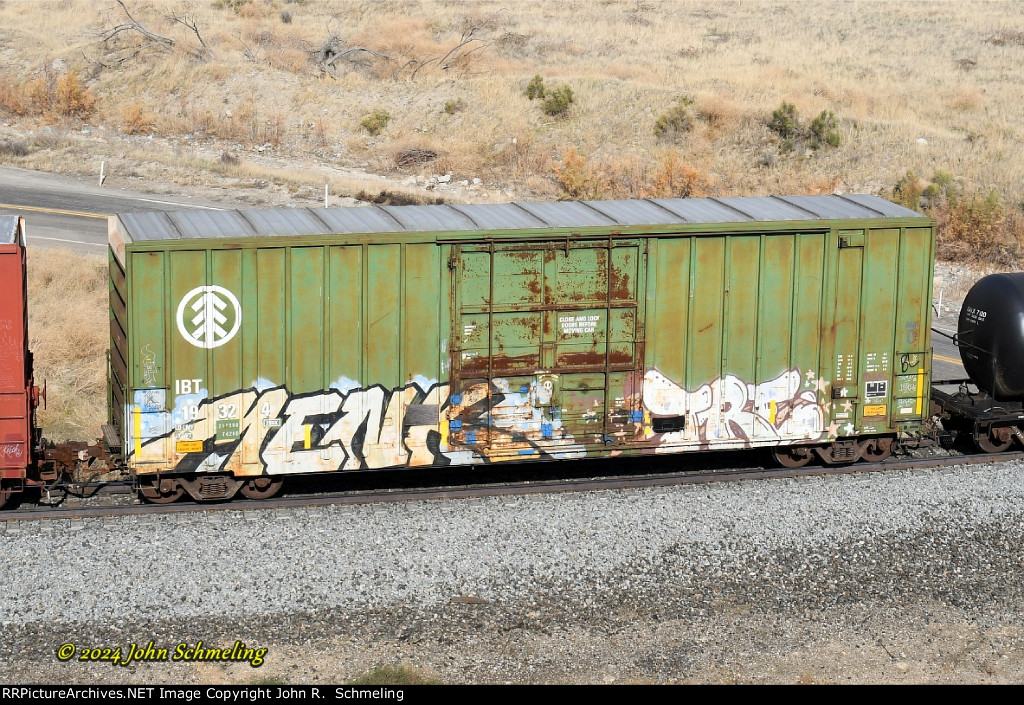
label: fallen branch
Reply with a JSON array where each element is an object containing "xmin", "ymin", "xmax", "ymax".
[
  {"xmin": 96, "ymin": 0, "xmax": 211, "ymax": 63},
  {"xmin": 166, "ymin": 5, "xmax": 214, "ymax": 61},
  {"xmin": 98, "ymin": 0, "xmax": 176, "ymax": 52}
]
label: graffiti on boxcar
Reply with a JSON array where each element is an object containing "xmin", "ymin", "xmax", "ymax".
[
  {"xmin": 2, "ymin": 443, "xmax": 23, "ymax": 460},
  {"xmin": 130, "ymin": 367, "xmax": 828, "ymax": 471},
  {"xmin": 141, "ymin": 344, "xmax": 158, "ymax": 387},
  {"xmin": 134, "ymin": 380, "xmax": 451, "ymax": 472},
  {"xmin": 445, "ymin": 378, "xmax": 587, "ymax": 461},
  {"xmin": 131, "ymin": 374, "xmax": 592, "ymax": 472},
  {"xmin": 641, "ymin": 367, "xmax": 826, "ymax": 447}
]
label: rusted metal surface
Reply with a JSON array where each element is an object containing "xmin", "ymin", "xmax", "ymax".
[
  {"xmin": 108, "ymin": 195, "xmax": 935, "ymax": 493},
  {"xmin": 42, "ymin": 441, "xmax": 109, "ymax": 480}
]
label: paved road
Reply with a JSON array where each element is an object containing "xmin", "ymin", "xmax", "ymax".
[
  {"xmin": 932, "ymin": 311, "xmax": 967, "ymax": 380},
  {"xmin": 0, "ymin": 165, "xmax": 229, "ymax": 254}
]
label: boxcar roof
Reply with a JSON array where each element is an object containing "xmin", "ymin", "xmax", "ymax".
[
  {"xmin": 0, "ymin": 215, "xmax": 22, "ymax": 245},
  {"xmin": 114, "ymin": 194, "xmax": 925, "ymax": 244}
]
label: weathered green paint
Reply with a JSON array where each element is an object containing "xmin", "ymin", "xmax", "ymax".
[{"xmin": 108, "ymin": 198, "xmax": 935, "ymax": 476}]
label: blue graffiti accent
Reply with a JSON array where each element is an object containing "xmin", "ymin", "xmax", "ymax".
[{"xmin": 329, "ymin": 376, "xmax": 362, "ymax": 394}]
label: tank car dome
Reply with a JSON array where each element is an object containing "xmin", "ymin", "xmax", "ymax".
[{"xmin": 958, "ymin": 273, "xmax": 1024, "ymax": 400}]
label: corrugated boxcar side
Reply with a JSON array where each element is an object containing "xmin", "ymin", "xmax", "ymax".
[
  {"xmin": 111, "ymin": 197, "xmax": 934, "ymax": 480},
  {"xmin": 643, "ymin": 224, "xmax": 933, "ymax": 450},
  {"xmin": 122, "ymin": 241, "xmax": 445, "ymax": 474},
  {"xmin": 0, "ymin": 217, "xmax": 32, "ymax": 479},
  {"xmin": 108, "ymin": 246, "xmax": 127, "ymax": 436}
]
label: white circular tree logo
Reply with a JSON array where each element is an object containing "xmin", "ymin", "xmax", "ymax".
[{"xmin": 176, "ymin": 285, "xmax": 241, "ymax": 349}]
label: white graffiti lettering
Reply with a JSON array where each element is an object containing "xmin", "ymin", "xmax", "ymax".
[
  {"xmin": 130, "ymin": 368, "xmax": 827, "ymax": 473},
  {"xmin": 642, "ymin": 368, "xmax": 825, "ymax": 448},
  {"xmin": 137, "ymin": 381, "xmax": 454, "ymax": 473}
]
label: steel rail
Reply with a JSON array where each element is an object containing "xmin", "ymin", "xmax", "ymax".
[{"xmin": 2, "ymin": 448, "xmax": 1022, "ymax": 523}]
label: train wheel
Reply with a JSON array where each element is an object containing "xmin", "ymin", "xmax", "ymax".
[
  {"xmin": 771, "ymin": 446, "xmax": 813, "ymax": 468},
  {"xmin": 860, "ymin": 437, "xmax": 893, "ymax": 462},
  {"xmin": 239, "ymin": 476, "xmax": 283, "ymax": 500},
  {"xmin": 0, "ymin": 486, "xmax": 9, "ymax": 510},
  {"xmin": 975, "ymin": 426, "xmax": 1013, "ymax": 454},
  {"xmin": 141, "ymin": 477, "xmax": 185, "ymax": 504}
]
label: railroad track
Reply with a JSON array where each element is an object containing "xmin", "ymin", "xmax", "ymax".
[{"xmin": 4, "ymin": 447, "xmax": 1021, "ymax": 522}]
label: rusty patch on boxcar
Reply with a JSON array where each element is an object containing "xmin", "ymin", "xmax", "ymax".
[
  {"xmin": 459, "ymin": 353, "xmax": 542, "ymax": 375},
  {"xmin": 609, "ymin": 269, "xmax": 633, "ymax": 301},
  {"xmin": 507, "ymin": 250, "xmax": 537, "ymax": 261},
  {"xmin": 556, "ymin": 350, "xmax": 604, "ymax": 367},
  {"xmin": 556, "ymin": 349, "xmax": 634, "ymax": 367}
]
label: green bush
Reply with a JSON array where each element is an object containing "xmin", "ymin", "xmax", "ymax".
[
  {"xmin": 653, "ymin": 97, "xmax": 695, "ymax": 139},
  {"xmin": 808, "ymin": 110, "xmax": 840, "ymax": 148},
  {"xmin": 525, "ymin": 74, "xmax": 574, "ymax": 118},
  {"xmin": 360, "ymin": 109, "xmax": 390, "ymax": 136},
  {"xmin": 525, "ymin": 74, "xmax": 546, "ymax": 100},
  {"xmin": 892, "ymin": 169, "xmax": 958, "ymax": 210},
  {"xmin": 768, "ymin": 101, "xmax": 799, "ymax": 138},
  {"xmin": 443, "ymin": 98, "xmax": 466, "ymax": 114},
  {"xmin": 541, "ymin": 84, "xmax": 575, "ymax": 117},
  {"xmin": 766, "ymin": 102, "xmax": 842, "ymax": 153},
  {"xmin": 924, "ymin": 168, "xmax": 957, "ymax": 205}
]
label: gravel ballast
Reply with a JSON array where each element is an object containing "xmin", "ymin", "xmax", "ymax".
[{"xmin": 2, "ymin": 459, "xmax": 1024, "ymax": 684}]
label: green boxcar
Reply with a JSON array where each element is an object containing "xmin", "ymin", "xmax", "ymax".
[{"xmin": 107, "ymin": 195, "xmax": 934, "ymax": 498}]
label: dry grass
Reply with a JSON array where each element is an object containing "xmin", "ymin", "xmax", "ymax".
[
  {"xmin": 0, "ymin": 0, "xmax": 1020, "ymax": 259},
  {"xmin": 26, "ymin": 249, "xmax": 108, "ymax": 442}
]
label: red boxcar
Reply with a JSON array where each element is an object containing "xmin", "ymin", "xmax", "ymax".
[{"xmin": 0, "ymin": 215, "xmax": 36, "ymax": 508}]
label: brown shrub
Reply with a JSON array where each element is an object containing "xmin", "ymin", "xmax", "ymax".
[
  {"xmin": 651, "ymin": 150, "xmax": 713, "ymax": 198},
  {"xmin": 394, "ymin": 147, "xmax": 438, "ymax": 168},
  {"xmin": 4, "ymin": 71, "xmax": 97, "ymax": 122},
  {"xmin": 803, "ymin": 175, "xmax": 842, "ymax": 195},
  {"xmin": 890, "ymin": 170, "xmax": 1024, "ymax": 266},
  {"xmin": 492, "ymin": 133, "xmax": 548, "ymax": 179},
  {"xmin": 0, "ymin": 74, "xmax": 29, "ymax": 115},
  {"xmin": 932, "ymin": 190, "xmax": 1023, "ymax": 266},
  {"xmin": 25, "ymin": 77, "xmax": 51, "ymax": 114},
  {"xmin": 268, "ymin": 46, "xmax": 309, "ymax": 74},
  {"xmin": 54, "ymin": 72, "xmax": 96, "ymax": 118},
  {"xmin": 551, "ymin": 146, "xmax": 605, "ymax": 199},
  {"xmin": 552, "ymin": 147, "xmax": 713, "ymax": 200},
  {"xmin": 120, "ymin": 102, "xmax": 155, "ymax": 134}
]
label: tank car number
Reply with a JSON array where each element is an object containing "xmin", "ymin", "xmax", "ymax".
[{"xmin": 963, "ymin": 306, "xmax": 987, "ymax": 324}]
